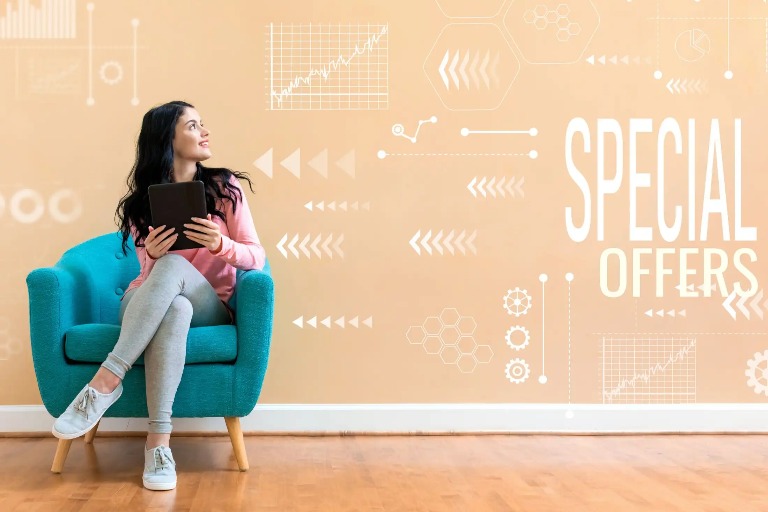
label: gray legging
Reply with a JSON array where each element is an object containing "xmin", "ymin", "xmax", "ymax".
[{"xmin": 103, "ymin": 254, "xmax": 231, "ymax": 434}]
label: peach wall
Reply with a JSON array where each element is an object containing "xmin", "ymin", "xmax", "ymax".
[{"xmin": 1, "ymin": 0, "xmax": 767, "ymax": 407}]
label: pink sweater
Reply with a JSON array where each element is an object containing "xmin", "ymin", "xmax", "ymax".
[{"xmin": 125, "ymin": 178, "xmax": 267, "ymax": 308}]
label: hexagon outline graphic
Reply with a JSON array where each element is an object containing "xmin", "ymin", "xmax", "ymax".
[
  {"xmin": 457, "ymin": 354, "xmax": 478, "ymax": 373},
  {"xmin": 406, "ymin": 325, "xmax": 427, "ymax": 345},
  {"xmin": 423, "ymin": 23, "xmax": 521, "ymax": 111},
  {"xmin": 423, "ymin": 316, "xmax": 442, "ymax": 336},
  {"xmin": 440, "ymin": 345, "xmax": 461, "ymax": 364},
  {"xmin": 440, "ymin": 325, "xmax": 461, "ymax": 345},
  {"xmin": 439, "ymin": 307, "xmax": 461, "ymax": 327},
  {"xmin": 434, "ymin": 0, "xmax": 507, "ymax": 19},
  {"xmin": 503, "ymin": 0, "xmax": 600, "ymax": 65},
  {"xmin": 423, "ymin": 336, "xmax": 444, "ymax": 355},
  {"xmin": 474, "ymin": 344, "xmax": 494, "ymax": 364}
]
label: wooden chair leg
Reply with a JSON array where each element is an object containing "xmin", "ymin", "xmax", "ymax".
[
  {"xmin": 84, "ymin": 420, "xmax": 99, "ymax": 444},
  {"xmin": 224, "ymin": 417, "xmax": 249, "ymax": 471},
  {"xmin": 51, "ymin": 439, "xmax": 73, "ymax": 473}
]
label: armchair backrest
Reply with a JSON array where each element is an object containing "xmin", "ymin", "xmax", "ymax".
[{"xmin": 57, "ymin": 232, "xmax": 140, "ymax": 325}]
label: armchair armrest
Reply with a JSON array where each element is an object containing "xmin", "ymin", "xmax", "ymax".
[
  {"xmin": 232, "ymin": 267, "xmax": 275, "ymax": 416},
  {"xmin": 26, "ymin": 265, "xmax": 98, "ymax": 415}
]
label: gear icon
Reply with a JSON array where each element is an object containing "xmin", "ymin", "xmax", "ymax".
[
  {"xmin": 503, "ymin": 287, "xmax": 532, "ymax": 317},
  {"xmin": 505, "ymin": 358, "xmax": 530, "ymax": 384},
  {"xmin": 505, "ymin": 325, "xmax": 530, "ymax": 350},
  {"xmin": 746, "ymin": 350, "xmax": 768, "ymax": 396},
  {"xmin": 99, "ymin": 61, "xmax": 124, "ymax": 86}
]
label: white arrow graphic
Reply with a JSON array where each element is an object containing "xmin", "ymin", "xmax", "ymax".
[
  {"xmin": 466, "ymin": 230, "xmax": 477, "ymax": 255},
  {"xmin": 333, "ymin": 233, "xmax": 345, "ymax": 258},
  {"xmin": 311, "ymin": 234, "xmax": 322, "ymax": 258},
  {"xmin": 750, "ymin": 289, "xmax": 765, "ymax": 320},
  {"xmin": 253, "ymin": 148, "xmax": 273, "ymax": 178},
  {"xmin": 470, "ymin": 49, "xmax": 480, "ymax": 88},
  {"xmin": 444, "ymin": 230, "xmax": 455, "ymax": 255},
  {"xmin": 449, "ymin": 50, "xmax": 460, "ymax": 89},
  {"xmin": 421, "ymin": 230, "xmax": 433, "ymax": 255},
  {"xmin": 480, "ymin": 50, "xmax": 490, "ymax": 89},
  {"xmin": 467, "ymin": 177, "xmax": 478, "ymax": 198},
  {"xmin": 277, "ymin": 234, "xmax": 288, "ymax": 258},
  {"xmin": 299, "ymin": 234, "xmax": 310, "ymax": 258},
  {"xmin": 439, "ymin": 50, "xmax": 450, "ymax": 89},
  {"xmin": 723, "ymin": 290, "xmax": 737, "ymax": 320},
  {"xmin": 737, "ymin": 292, "xmax": 751, "ymax": 320},
  {"xmin": 497, "ymin": 176, "xmax": 506, "ymax": 198},
  {"xmin": 288, "ymin": 234, "xmax": 300, "ymax": 258},
  {"xmin": 459, "ymin": 49, "xmax": 469, "ymax": 89},
  {"xmin": 487, "ymin": 177, "xmax": 497, "ymax": 198},
  {"xmin": 410, "ymin": 230, "xmax": 422, "ymax": 255},
  {"xmin": 322, "ymin": 234, "xmax": 333, "ymax": 258},
  {"xmin": 432, "ymin": 230, "xmax": 444, "ymax": 256}
]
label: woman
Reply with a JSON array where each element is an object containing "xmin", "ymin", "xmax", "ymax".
[{"xmin": 51, "ymin": 100, "xmax": 266, "ymax": 491}]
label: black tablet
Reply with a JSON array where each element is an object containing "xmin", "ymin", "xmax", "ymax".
[{"xmin": 148, "ymin": 181, "xmax": 208, "ymax": 251}]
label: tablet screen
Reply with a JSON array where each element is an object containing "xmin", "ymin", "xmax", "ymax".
[{"xmin": 148, "ymin": 181, "xmax": 208, "ymax": 251}]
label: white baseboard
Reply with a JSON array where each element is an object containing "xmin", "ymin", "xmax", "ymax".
[{"xmin": 3, "ymin": 403, "xmax": 768, "ymax": 434}]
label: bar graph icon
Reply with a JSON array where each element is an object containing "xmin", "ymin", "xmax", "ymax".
[{"xmin": 0, "ymin": 0, "xmax": 77, "ymax": 40}]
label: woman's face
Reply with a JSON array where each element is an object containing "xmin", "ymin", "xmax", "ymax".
[{"xmin": 172, "ymin": 107, "xmax": 211, "ymax": 162}]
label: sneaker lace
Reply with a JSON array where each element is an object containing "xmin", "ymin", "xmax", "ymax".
[
  {"xmin": 74, "ymin": 388, "xmax": 97, "ymax": 419},
  {"xmin": 155, "ymin": 447, "xmax": 175, "ymax": 470}
]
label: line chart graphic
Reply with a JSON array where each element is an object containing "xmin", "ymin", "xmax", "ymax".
[
  {"xmin": 265, "ymin": 22, "xmax": 389, "ymax": 111},
  {"xmin": 601, "ymin": 336, "xmax": 697, "ymax": 404}
]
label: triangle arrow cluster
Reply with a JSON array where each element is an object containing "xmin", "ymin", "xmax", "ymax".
[
  {"xmin": 410, "ymin": 229, "xmax": 477, "ymax": 256},
  {"xmin": 304, "ymin": 200, "xmax": 371, "ymax": 212},
  {"xmin": 665, "ymin": 78, "xmax": 707, "ymax": 95},
  {"xmin": 277, "ymin": 233, "xmax": 345, "ymax": 259},
  {"xmin": 722, "ymin": 288, "xmax": 768, "ymax": 320},
  {"xmin": 586, "ymin": 55, "xmax": 652, "ymax": 65},
  {"xmin": 467, "ymin": 176, "xmax": 524, "ymax": 199},
  {"xmin": 643, "ymin": 309, "xmax": 687, "ymax": 318},
  {"xmin": 293, "ymin": 315, "xmax": 374, "ymax": 329},
  {"xmin": 439, "ymin": 49, "xmax": 500, "ymax": 90},
  {"xmin": 253, "ymin": 148, "xmax": 356, "ymax": 179}
]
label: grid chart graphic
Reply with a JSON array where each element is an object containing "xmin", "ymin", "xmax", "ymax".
[
  {"xmin": 600, "ymin": 336, "xmax": 697, "ymax": 404},
  {"xmin": 0, "ymin": 0, "xmax": 76, "ymax": 39},
  {"xmin": 266, "ymin": 22, "xmax": 389, "ymax": 110}
]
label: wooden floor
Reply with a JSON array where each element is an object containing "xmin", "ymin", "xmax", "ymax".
[{"xmin": 0, "ymin": 434, "xmax": 766, "ymax": 511}]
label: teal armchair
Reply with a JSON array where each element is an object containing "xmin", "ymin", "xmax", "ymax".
[{"xmin": 26, "ymin": 232, "xmax": 274, "ymax": 473}]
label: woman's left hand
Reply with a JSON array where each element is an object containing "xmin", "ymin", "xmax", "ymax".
[{"xmin": 183, "ymin": 214, "xmax": 223, "ymax": 252}]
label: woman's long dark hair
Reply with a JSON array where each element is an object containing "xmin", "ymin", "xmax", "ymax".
[{"xmin": 115, "ymin": 100, "xmax": 254, "ymax": 254}]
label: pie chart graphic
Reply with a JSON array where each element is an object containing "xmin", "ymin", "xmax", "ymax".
[{"xmin": 675, "ymin": 29, "xmax": 710, "ymax": 62}]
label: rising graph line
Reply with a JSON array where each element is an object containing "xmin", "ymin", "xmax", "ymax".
[
  {"xmin": 268, "ymin": 23, "xmax": 388, "ymax": 110},
  {"xmin": 602, "ymin": 337, "xmax": 697, "ymax": 403}
]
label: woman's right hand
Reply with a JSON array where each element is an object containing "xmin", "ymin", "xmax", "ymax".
[{"xmin": 145, "ymin": 225, "xmax": 178, "ymax": 259}]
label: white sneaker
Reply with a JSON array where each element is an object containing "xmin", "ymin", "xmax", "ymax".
[
  {"xmin": 143, "ymin": 445, "xmax": 177, "ymax": 491},
  {"xmin": 52, "ymin": 383, "xmax": 123, "ymax": 440}
]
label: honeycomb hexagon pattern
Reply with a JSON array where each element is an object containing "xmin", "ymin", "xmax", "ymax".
[
  {"xmin": 504, "ymin": 1, "xmax": 599, "ymax": 64},
  {"xmin": 406, "ymin": 308, "xmax": 493, "ymax": 373}
]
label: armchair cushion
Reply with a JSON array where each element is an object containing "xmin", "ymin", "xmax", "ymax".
[{"xmin": 64, "ymin": 324, "xmax": 238, "ymax": 365}]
